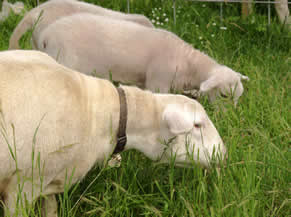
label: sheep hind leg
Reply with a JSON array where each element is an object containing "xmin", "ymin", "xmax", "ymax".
[{"xmin": 275, "ymin": 0, "xmax": 291, "ymax": 29}]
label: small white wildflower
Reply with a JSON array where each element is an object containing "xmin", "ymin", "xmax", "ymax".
[
  {"xmin": 159, "ymin": 7, "xmax": 161, "ymax": 10},
  {"xmin": 202, "ymin": 4, "xmax": 206, "ymax": 7},
  {"xmin": 157, "ymin": 22, "xmax": 160, "ymax": 25},
  {"xmin": 161, "ymin": 23, "xmax": 164, "ymax": 26},
  {"xmin": 152, "ymin": 19, "xmax": 155, "ymax": 23},
  {"xmin": 156, "ymin": 16, "xmax": 159, "ymax": 20},
  {"xmin": 211, "ymin": 34, "xmax": 215, "ymax": 37},
  {"xmin": 220, "ymin": 26, "xmax": 227, "ymax": 30},
  {"xmin": 196, "ymin": 24, "xmax": 199, "ymax": 27},
  {"xmin": 199, "ymin": 36, "xmax": 203, "ymax": 40},
  {"xmin": 163, "ymin": 13, "xmax": 166, "ymax": 17},
  {"xmin": 212, "ymin": 22, "xmax": 216, "ymax": 26},
  {"xmin": 165, "ymin": 18, "xmax": 169, "ymax": 22},
  {"xmin": 108, "ymin": 154, "xmax": 122, "ymax": 168}
]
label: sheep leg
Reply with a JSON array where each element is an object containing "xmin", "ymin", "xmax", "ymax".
[
  {"xmin": 145, "ymin": 63, "xmax": 177, "ymax": 93},
  {"xmin": 2, "ymin": 173, "xmax": 25, "ymax": 217},
  {"xmin": 3, "ymin": 172, "xmax": 44, "ymax": 216},
  {"xmin": 275, "ymin": 0, "xmax": 291, "ymax": 28},
  {"xmin": 4, "ymin": 185, "xmax": 31, "ymax": 217},
  {"xmin": 242, "ymin": 0, "xmax": 253, "ymax": 18},
  {"xmin": 41, "ymin": 195, "xmax": 58, "ymax": 217}
]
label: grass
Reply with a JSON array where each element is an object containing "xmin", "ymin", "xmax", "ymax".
[{"xmin": 0, "ymin": 0, "xmax": 290, "ymax": 216}]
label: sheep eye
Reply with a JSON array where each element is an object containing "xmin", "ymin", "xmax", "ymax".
[{"xmin": 194, "ymin": 123, "xmax": 201, "ymax": 129}]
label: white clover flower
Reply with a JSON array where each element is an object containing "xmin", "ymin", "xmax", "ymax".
[
  {"xmin": 159, "ymin": 7, "xmax": 161, "ymax": 10},
  {"xmin": 152, "ymin": 19, "xmax": 155, "ymax": 23},
  {"xmin": 196, "ymin": 24, "xmax": 199, "ymax": 27},
  {"xmin": 199, "ymin": 36, "xmax": 203, "ymax": 40},
  {"xmin": 165, "ymin": 18, "xmax": 169, "ymax": 22},
  {"xmin": 157, "ymin": 16, "xmax": 159, "ymax": 20},
  {"xmin": 220, "ymin": 26, "xmax": 227, "ymax": 30},
  {"xmin": 211, "ymin": 34, "xmax": 215, "ymax": 37},
  {"xmin": 161, "ymin": 23, "xmax": 164, "ymax": 26},
  {"xmin": 163, "ymin": 13, "xmax": 166, "ymax": 17},
  {"xmin": 157, "ymin": 22, "xmax": 160, "ymax": 25},
  {"xmin": 202, "ymin": 4, "xmax": 206, "ymax": 7},
  {"xmin": 212, "ymin": 22, "xmax": 216, "ymax": 26}
]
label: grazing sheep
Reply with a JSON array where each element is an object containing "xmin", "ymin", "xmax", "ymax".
[
  {"xmin": 8, "ymin": 0, "xmax": 153, "ymax": 49},
  {"xmin": 0, "ymin": 50, "xmax": 226, "ymax": 216},
  {"xmin": 37, "ymin": 13, "xmax": 249, "ymax": 105}
]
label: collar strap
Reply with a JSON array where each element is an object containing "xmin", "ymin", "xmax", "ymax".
[{"xmin": 113, "ymin": 87, "xmax": 128, "ymax": 154}]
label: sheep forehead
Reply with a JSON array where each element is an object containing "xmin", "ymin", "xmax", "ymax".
[
  {"xmin": 218, "ymin": 67, "xmax": 241, "ymax": 89},
  {"xmin": 183, "ymin": 102, "xmax": 207, "ymax": 123},
  {"xmin": 217, "ymin": 65, "xmax": 235, "ymax": 77}
]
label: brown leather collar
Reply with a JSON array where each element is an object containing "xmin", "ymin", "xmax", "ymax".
[{"xmin": 113, "ymin": 87, "xmax": 127, "ymax": 154}]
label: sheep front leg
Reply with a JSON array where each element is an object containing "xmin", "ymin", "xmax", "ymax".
[
  {"xmin": 242, "ymin": 0, "xmax": 253, "ymax": 18},
  {"xmin": 275, "ymin": 0, "xmax": 291, "ymax": 28},
  {"xmin": 41, "ymin": 195, "xmax": 58, "ymax": 217},
  {"xmin": 2, "ymin": 173, "xmax": 33, "ymax": 217},
  {"xmin": 145, "ymin": 63, "xmax": 177, "ymax": 94}
]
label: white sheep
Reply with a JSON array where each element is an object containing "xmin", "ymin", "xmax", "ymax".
[
  {"xmin": 37, "ymin": 13, "xmax": 249, "ymax": 105},
  {"xmin": 0, "ymin": 50, "xmax": 226, "ymax": 217},
  {"xmin": 8, "ymin": 0, "xmax": 153, "ymax": 49}
]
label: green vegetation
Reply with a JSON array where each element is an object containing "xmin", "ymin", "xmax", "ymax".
[{"xmin": 0, "ymin": 0, "xmax": 290, "ymax": 216}]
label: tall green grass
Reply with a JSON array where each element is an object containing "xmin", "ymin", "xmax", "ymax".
[{"xmin": 0, "ymin": 0, "xmax": 290, "ymax": 216}]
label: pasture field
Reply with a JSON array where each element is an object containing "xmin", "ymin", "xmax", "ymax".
[{"xmin": 0, "ymin": 0, "xmax": 290, "ymax": 216}]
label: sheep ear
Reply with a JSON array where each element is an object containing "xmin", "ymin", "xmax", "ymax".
[
  {"xmin": 238, "ymin": 73, "xmax": 250, "ymax": 81},
  {"xmin": 200, "ymin": 75, "xmax": 220, "ymax": 93},
  {"xmin": 162, "ymin": 104, "xmax": 193, "ymax": 135}
]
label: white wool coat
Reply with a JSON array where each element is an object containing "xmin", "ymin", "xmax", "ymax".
[
  {"xmin": 37, "ymin": 13, "xmax": 249, "ymax": 104},
  {"xmin": 9, "ymin": 0, "xmax": 153, "ymax": 49}
]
